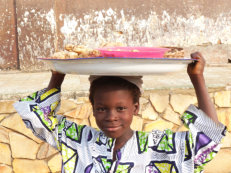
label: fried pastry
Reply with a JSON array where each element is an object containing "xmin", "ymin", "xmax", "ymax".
[
  {"xmin": 163, "ymin": 47, "xmax": 184, "ymax": 58},
  {"xmin": 52, "ymin": 44, "xmax": 101, "ymax": 59},
  {"xmin": 65, "ymin": 44, "xmax": 75, "ymax": 51}
]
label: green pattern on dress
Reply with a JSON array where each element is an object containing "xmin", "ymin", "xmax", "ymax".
[
  {"xmin": 20, "ymin": 91, "xmax": 38, "ymax": 101},
  {"xmin": 107, "ymin": 138, "xmax": 114, "ymax": 151},
  {"xmin": 157, "ymin": 129, "xmax": 174, "ymax": 152},
  {"xmin": 137, "ymin": 131, "xmax": 149, "ymax": 153},
  {"xmin": 57, "ymin": 118, "xmax": 66, "ymax": 150},
  {"xmin": 61, "ymin": 143, "xmax": 77, "ymax": 173},
  {"xmin": 115, "ymin": 164, "xmax": 132, "ymax": 173},
  {"xmin": 188, "ymin": 132, "xmax": 194, "ymax": 148},
  {"xmin": 181, "ymin": 112, "xmax": 195, "ymax": 128},
  {"xmin": 101, "ymin": 157, "xmax": 112, "ymax": 172},
  {"xmin": 155, "ymin": 162, "xmax": 177, "ymax": 173},
  {"xmin": 194, "ymin": 165, "xmax": 203, "ymax": 173},
  {"xmin": 58, "ymin": 118, "xmax": 66, "ymax": 134},
  {"xmin": 66, "ymin": 123, "xmax": 85, "ymax": 142}
]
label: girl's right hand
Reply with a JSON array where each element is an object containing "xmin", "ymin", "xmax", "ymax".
[
  {"xmin": 51, "ymin": 70, "xmax": 65, "ymax": 76},
  {"xmin": 47, "ymin": 70, "xmax": 66, "ymax": 90}
]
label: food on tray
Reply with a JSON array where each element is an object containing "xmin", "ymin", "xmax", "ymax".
[
  {"xmin": 64, "ymin": 44, "xmax": 75, "ymax": 51},
  {"xmin": 51, "ymin": 44, "xmax": 101, "ymax": 59},
  {"xmin": 100, "ymin": 42, "xmax": 126, "ymax": 47},
  {"xmin": 53, "ymin": 51, "xmax": 68, "ymax": 59},
  {"xmin": 163, "ymin": 47, "xmax": 184, "ymax": 58},
  {"xmin": 50, "ymin": 44, "xmax": 184, "ymax": 59},
  {"xmin": 53, "ymin": 51, "xmax": 79, "ymax": 59}
]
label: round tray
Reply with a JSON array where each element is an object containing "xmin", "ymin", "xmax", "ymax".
[{"xmin": 39, "ymin": 57, "xmax": 194, "ymax": 76}]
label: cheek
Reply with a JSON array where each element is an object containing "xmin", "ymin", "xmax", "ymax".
[
  {"xmin": 93, "ymin": 112, "xmax": 103, "ymax": 121},
  {"xmin": 123, "ymin": 112, "xmax": 134, "ymax": 124},
  {"xmin": 93, "ymin": 112, "xmax": 107, "ymax": 127}
]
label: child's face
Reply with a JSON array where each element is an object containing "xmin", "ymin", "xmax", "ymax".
[{"xmin": 93, "ymin": 86, "xmax": 139, "ymax": 140}]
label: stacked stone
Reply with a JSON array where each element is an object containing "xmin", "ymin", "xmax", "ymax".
[{"xmin": 0, "ymin": 89, "xmax": 231, "ymax": 173}]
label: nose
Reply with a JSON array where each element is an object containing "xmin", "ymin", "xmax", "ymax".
[{"xmin": 105, "ymin": 109, "xmax": 118, "ymax": 121}]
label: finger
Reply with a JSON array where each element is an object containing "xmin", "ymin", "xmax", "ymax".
[
  {"xmin": 190, "ymin": 52, "xmax": 205, "ymax": 63},
  {"xmin": 191, "ymin": 51, "xmax": 202, "ymax": 56},
  {"xmin": 190, "ymin": 52, "xmax": 202, "ymax": 59}
]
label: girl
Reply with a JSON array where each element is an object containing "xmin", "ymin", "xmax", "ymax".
[{"xmin": 14, "ymin": 52, "xmax": 226, "ymax": 173}]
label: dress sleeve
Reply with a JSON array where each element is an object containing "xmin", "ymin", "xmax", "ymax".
[
  {"xmin": 181, "ymin": 104, "xmax": 227, "ymax": 172},
  {"xmin": 14, "ymin": 88, "xmax": 63, "ymax": 149}
]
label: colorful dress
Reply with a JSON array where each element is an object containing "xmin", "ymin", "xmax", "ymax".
[{"xmin": 14, "ymin": 88, "xmax": 226, "ymax": 173}]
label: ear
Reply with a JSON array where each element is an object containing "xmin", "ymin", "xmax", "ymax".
[{"xmin": 133, "ymin": 102, "xmax": 140, "ymax": 115}]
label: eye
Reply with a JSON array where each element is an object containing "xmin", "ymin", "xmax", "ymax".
[
  {"xmin": 116, "ymin": 106, "xmax": 127, "ymax": 112},
  {"xmin": 95, "ymin": 107, "xmax": 106, "ymax": 112}
]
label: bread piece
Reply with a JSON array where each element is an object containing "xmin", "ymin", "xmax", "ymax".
[
  {"xmin": 89, "ymin": 50, "xmax": 101, "ymax": 57},
  {"xmin": 68, "ymin": 52, "xmax": 79, "ymax": 59},
  {"xmin": 100, "ymin": 42, "xmax": 126, "ymax": 47},
  {"xmin": 65, "ymin": 44, "xmax": 75, "ymax": 51},
  {"xmin": 53, "ymin": 51, "xmax": 68, "ymax": 59},
  {"xmin": 72, "ymin": 45, "xmax": 87, "ymax": 54},
  {"xmin": 163, "ymin": 47, "xmax": 184, "ymax": 58}
]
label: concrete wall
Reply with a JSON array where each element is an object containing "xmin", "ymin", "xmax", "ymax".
[
  {"xmin": 0, "ymin": 88, "xmax": 231, "ymax": 172},
  {"xmin": 0, "ymin": 0, "xmax": 231, "ymax": 70}
]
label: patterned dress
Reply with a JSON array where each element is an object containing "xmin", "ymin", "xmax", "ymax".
[{"xmin": 14, "ymin": 88, "xmax": 226, "ymax": 173}]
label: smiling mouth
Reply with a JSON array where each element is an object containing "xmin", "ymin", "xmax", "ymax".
[{"xmin": 103, "ymin": 126, "xmax": 121, "ymax": 132}]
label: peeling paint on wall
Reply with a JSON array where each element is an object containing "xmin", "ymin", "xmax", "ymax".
[
  {"xmin": 17, "ymin": 7, "xmax": 56, "ymax": 70},
  {"xmin": 0, "ymin": 0, "xmax": 18, "ymax": 69},
  {"xmin": 0, "ymin": 57, "xmax": 5, "ymax": 65},
  {"xmin": 58, "ymin": 9, "xmax": 231, "ymax": 48},
  {"xmin": 45, "ymin": 9, "xmax": 56, "ymax": 34}
]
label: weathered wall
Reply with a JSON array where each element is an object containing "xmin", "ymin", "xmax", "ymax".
[
  {"xmin": 0, "ymin": 0, "xmax": 18, "ymax": 70},
  {"xmin": 16, "ymin": 0, "xmax": 56, "ymax": 71},
  {"xmin": 0, "ymin": 88, "xmax": 231, "ymax": 172},
  {"xmin": 0, "ymin": 0, "xmax": 231, "ymax": 70}
]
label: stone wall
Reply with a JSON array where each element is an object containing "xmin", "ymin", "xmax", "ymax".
[{"xmin": 0, "ymin": 88, "xmax": 231, "ymax": 173}]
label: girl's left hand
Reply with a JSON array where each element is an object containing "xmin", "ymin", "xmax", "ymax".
[{"xmin": 187, "ymin": 52, "xmax": 206, "ymax": 76}]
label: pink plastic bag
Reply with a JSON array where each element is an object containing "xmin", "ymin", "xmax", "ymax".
[{"xmin": 97, "ymin": 47, "xmax": 170, "ymax": 58}]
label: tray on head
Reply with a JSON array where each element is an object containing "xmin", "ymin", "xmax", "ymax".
[{"xmin": 39, "ymin": 57, "xmax": 194, "ymax": 76}]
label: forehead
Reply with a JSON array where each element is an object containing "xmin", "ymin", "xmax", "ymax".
[{"xmin": 93, "ymin": 87, "xmax": 133, "ymax": 104}]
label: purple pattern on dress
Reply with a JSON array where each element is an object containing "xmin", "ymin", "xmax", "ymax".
[
  {"xmin": 116, "ymin": 149, "xmax": 122, "ymax": 160},
  {"xmin": 114, "ymin": 149, "xmax": 122, "ymax": 171},
  {"xmin": 41, "ymin": 106, "xmax": 51, "ymax": 116},
  {"xmin": 41, "ymin": 106, "xmax": 52, "ymax": 125},
  {"xmin": 87, "ymin": 131, "xmax": 93, "ymax": 141},
  {"xmin": 195, "ymin": 133, "xmax": 211, "ymax": 154},
  {"xmin": 84, "ymin": 164, "xmax": 93, "ymax": 173},
  {"xmin": 194, "ymin": 144, "xmax": 217, "ymax": 164},
  {"xmin": 146, "ymin": 166, "xmax": 158, "ymax": 173}
]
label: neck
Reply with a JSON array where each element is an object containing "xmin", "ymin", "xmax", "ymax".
[
  {"xmin": 112, "ymin": 129, "xmax": 133, "ymax": 161},
  {"xmin": 114, "ymin": 129, "xmax": 133, "ymax": 151}
]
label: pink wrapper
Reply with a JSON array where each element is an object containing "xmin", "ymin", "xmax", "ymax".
[{"xmin": 97, "ymin": 47, "xmax": 170, "ymax": 58}]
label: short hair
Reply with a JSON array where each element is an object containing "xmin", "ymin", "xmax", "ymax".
[{"xmin": 89, "ymin": 76, "xmax": 141, "ymax": 105}]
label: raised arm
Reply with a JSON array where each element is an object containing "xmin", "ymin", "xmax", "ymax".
[
  {"xmin": 13, "ymin": 70, "xmax": 66, "ymax": 149},
  {"xmin": 187, "ymin": 52, "xmax": 219, "ymax": 123},
  {"xmin": 47, "ymin": 70, "xmax": 66, "ymax": 90}
]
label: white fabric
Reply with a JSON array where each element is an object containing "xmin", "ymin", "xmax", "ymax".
[{"xmin": 13, "ymin": 88, "xmax": 226, "ymax": 173}]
